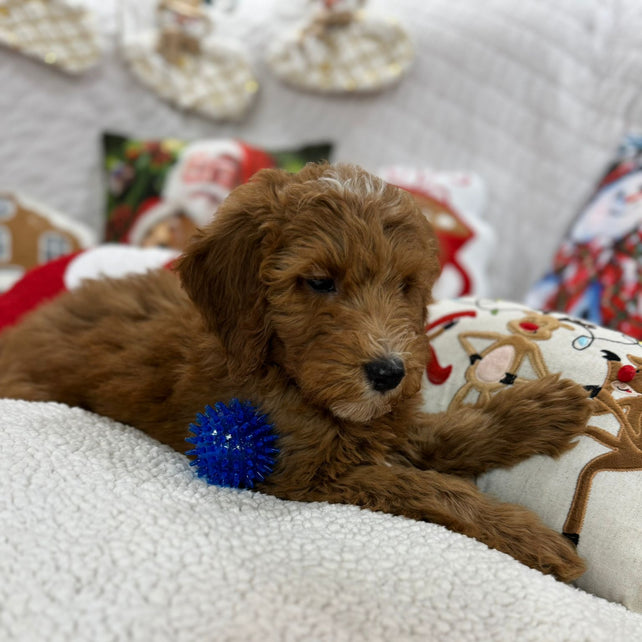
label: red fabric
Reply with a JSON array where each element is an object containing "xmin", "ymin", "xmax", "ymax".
[
  {"xmin": 238, "ymin": 141, "xmax": 277, "ymax": 183},
  {"xmin": 0, "ymin": 252, "xmax": 81, "ymax": 333},
  {"xmin": 403, "ymin": 187, "xmax": 475, "ymax": 296}
]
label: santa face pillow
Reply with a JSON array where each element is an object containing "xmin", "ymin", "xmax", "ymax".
[
  {"xmin": 104, "ymin": 134, "xmax": 332, "ymax": 250},
  {"xmin": 151, "ymin": 139, "xmax": 276, "ymax": 239}
]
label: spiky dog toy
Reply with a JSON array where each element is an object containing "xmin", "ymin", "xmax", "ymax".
[{"xmin": 186, "ymin": 399, "xmax": 279, "ymax": 489}]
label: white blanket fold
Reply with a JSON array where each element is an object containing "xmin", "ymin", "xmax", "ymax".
[{"xmin": 2, "ymin": 400, "xmax": 642, "ymax": 641}]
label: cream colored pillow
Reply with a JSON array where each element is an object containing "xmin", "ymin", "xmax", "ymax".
[{"xmin": 422, "ymin": 297, "xmax": 642, "ymax": 611}]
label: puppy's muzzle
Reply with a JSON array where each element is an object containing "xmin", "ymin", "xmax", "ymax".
[{"xmin": 364, "ymin": 356, "xmax": 406, "ymax": 393}]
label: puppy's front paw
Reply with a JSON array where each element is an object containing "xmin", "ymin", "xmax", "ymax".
[{"xmin": 490, "ymin": 374, "xmax": 592, "ymax": 458}]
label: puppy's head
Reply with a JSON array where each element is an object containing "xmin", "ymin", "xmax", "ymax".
[{"xmin": 178, "ymin": 163, "xmax": 440, "ymax": 423}]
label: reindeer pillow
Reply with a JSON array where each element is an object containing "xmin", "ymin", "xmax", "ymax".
[{"xmin": 423, "ymin": 297, "xmax": 642, "ymax": 612}]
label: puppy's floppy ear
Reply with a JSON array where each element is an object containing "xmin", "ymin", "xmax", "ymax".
[{"xmin": 177, "ymin": 168, "xmax": 292, "ymax": 379}]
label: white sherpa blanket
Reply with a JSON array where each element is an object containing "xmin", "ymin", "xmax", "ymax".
[{"xmin": 2, "ymin": 400, "xmax": 642, "ymax": 642}]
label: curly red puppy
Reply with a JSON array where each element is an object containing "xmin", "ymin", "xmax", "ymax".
[{"xmin": 0, "ymin": 163, "xmax": 590, "ymax": 581}]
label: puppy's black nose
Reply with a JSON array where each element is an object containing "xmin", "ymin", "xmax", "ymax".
[{"xmin": 364, "ymin": 356, "xmax": 406, "ymax": 393}]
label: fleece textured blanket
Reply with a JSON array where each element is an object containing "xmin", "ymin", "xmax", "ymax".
[{"xmin": 2, "ymin": 400, "xmax": 642, "ymax": 641}]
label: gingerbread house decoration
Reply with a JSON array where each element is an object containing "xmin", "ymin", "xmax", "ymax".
[{"xmin": 0, "ymin": 192, "xmax": 96, "ymax": 291}]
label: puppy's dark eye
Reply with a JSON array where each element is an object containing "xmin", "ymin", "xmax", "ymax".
[{"xmin": 306, "ymin": 278, "xmax": 337, "ymax": 294}]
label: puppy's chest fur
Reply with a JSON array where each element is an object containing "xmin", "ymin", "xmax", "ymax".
[{"xmin": 258, "ymin": 382, "xmax": 417, "ymax": 498}]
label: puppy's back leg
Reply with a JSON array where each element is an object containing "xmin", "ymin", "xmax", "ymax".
[
  {"xmin": 0, "ymin": 321, "xmax": 68, "ymax": 403},
  {"xmin": 0, "ymin": 271, "xmax": 187, "ymax": 410}
]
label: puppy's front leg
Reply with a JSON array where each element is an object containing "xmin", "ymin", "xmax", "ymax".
[
  {"xmin": 403, "ymin": 374, "xmax": 591, "ymax": 476},
  {"xmin": 327, "ymin": 464, "xmax": 585, "ymax": 582}
]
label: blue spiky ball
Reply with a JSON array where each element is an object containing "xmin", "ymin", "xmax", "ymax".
[{"xmin": 185, "ymin": 399, "xmax": 279, "ymax": 489}]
